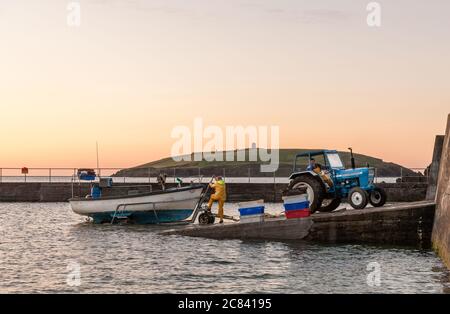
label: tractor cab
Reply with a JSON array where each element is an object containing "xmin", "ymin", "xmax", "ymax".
[
  {"xmin": 292, "ymin": 150, "xmax": 345, "ymax": 173},
  {"xmin": 287, "ymin": 149, "xmax": 386, "ymax": 213},
  {"xmin": 291, "ymin": 150, "xmax": 346, "ymax": 194}
]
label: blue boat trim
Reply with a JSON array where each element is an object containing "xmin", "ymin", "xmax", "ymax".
[
  {"xmin": 90, "ymin": 209, "xmax": 194, "ymax": 224},
  {"xmin": 283, "ymin": 201, "xmax": 310, "ymax": 211}
]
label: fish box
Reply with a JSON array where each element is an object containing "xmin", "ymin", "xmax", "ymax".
[
  {"xmin": 239, "ymin": 213, "xmax": 264, "ymax": 224},
  {"xmin": 238, "ymin": 199, "xmax": 265, "ymax": 216},
  {"xmin": 285, "ymin": 209, "xmax": 311, "ymax": 219},
  {"xmin": 282, "ymin": 194, "xmax": 311, "ymax": 219},
  {"xmin": 77, "ymin": 168, "xmax": 97, "ymax": 181}
]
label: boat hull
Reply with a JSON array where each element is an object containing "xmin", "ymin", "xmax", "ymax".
[
  {"xmin": 89, "ymin": 209, "xmax": 195, "ymax": 224},
  {"xmin": 69, "ymin": 185, "xmax": 204, "ymax": 224}
]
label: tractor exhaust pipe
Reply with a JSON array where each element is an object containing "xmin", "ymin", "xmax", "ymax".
[{"xmin": 348, "ymin": 147, "xmax": 356, "ymax": 169}]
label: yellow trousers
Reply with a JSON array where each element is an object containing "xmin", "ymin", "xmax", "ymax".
[{"xmin": 208, "ymin": 194, "xmax": 225, "ymax": 220}]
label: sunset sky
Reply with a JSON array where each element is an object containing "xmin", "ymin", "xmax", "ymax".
[{"xmin": 1, "ymin": 0, "xmax": 449, "ymax": 169}]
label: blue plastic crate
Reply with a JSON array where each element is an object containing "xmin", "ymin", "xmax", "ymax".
[
  {"xmin": 239, "ymin": 206, "xmax": 265, "ymax": 216},
  {"xmin": 283, "ymin": 201, "xmax": 310, "ymax": 211},
  {"xmin": 79, "ymin": 174, "xmax": 96, "ymax": 181}
]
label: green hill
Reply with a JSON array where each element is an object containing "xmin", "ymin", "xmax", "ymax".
[{"xmin": 114, "ymin": 149, "xmax": 420, "ymax": 178}]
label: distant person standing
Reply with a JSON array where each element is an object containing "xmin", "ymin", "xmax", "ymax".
[
  {"xmin": 157, "ymin": 173, "xmax": 167, "ymax": 190},
  {"xmin": 207, "ymin": 176, "xmax": 227, "ymax": 224}
]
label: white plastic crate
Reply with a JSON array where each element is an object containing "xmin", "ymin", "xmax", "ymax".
[
  {"xmin": 239, "ymin": 213, "xmax": 264, "ymax": 224},
  {"xmin": 237, "ymin": 199, "xmax": 265, "ymax": 209}
]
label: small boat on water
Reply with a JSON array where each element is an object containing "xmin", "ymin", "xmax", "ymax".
[{"xmin": 69, "ymin": 185, "xmax": 205, "ymax": 224}]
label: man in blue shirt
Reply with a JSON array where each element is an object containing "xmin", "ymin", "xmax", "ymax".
[
  {"xmin": 306, "ymin": 158, "xmax": 317, "ymax": 171},
  {"xmin": 306, "ymin": 158, "xmax": 333, "ymax": 187}
]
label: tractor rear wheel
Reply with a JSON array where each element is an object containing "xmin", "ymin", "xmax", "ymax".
[
  {"xmin": 288, "ymin": 175, "xmax": 325, "ymax": 213},
  {"xmin": 320, "ymin": 198, "xmax": 341, "ymax": 212},
  {"xmin": 348, "ymin": 187, "xmax": 369, "ymax": 209},
  {"xmin": 369, "ymin": 187, "xmax": 387, "ymax": 207}
]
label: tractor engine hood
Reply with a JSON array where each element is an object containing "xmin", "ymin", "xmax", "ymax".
[
  {"xmin": 334, "ymin": 168, "xmax": 368, "ymax": 179},
  {"xmin": 334, "ymin": 167, "xmax": 374, "ymax": 188}
]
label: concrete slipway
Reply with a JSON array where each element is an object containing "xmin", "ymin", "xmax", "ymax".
[{"xmin": 161, "ymin": 201, "xmax": 435, "ymax": 247}]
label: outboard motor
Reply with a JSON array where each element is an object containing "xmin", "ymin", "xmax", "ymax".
[{"xmin": 91, "ymin": 184, "xmax": 102, "ymax": 199}]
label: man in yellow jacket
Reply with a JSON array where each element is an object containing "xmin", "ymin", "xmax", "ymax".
[{"xmin": 207, "ymin": 176, "xmax": 227, "ymax": 223}]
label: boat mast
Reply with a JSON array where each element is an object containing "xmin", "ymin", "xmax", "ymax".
[{"xmin": 96, "ymin": 141, "xmax": 100, "ymax": 178}]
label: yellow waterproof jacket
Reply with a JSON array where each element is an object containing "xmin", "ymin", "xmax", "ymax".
[{"xmin": 210, "ymin": 180, "xmax": 226, "ymax": 200}]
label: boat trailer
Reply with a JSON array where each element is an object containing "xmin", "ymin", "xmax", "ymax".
[{"xmin": 108, "ymin": 181, "xmax": 238, "ymax": 225}]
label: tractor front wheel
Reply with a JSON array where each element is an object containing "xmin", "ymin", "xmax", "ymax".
[
  {"xmin": 369, "ymin": 187, "xmax": 387, "ymax": 207},
  {"xmin": 288, "ymin": 175, "xmax": 325, "ymax": 213},
  {"xmin": 348, "ymin": 187, "xmax": 369, "ymax": 210}
]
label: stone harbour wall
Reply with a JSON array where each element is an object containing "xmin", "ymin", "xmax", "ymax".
[
  {"xmin": 0, "ymin": 182, "xmax": 428, "ymax": 203},
  {"xmin": 432, "ymin": 114, "xmax": 450, "ymax": 269}
]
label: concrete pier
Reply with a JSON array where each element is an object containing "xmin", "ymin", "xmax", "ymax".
[{"xmin": 161, "ymin": 201, "xmax": 435, "ymax": 246}]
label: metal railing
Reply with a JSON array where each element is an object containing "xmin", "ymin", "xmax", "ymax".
[{"xmin": 0, "ymin": 166, "xmax": 429, "ymax": 184}]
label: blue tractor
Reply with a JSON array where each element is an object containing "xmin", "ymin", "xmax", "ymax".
[{"xmin": 286, "ymin": 149, "xmax": 387, "ymax": 212}]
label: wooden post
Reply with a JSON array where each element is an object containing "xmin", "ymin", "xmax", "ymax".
[{"xmin": 49, "ymin": 168, "xmax": 52, "ymax": 183}]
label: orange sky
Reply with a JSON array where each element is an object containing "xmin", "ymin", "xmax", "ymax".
[{"xmin": 1, "ymin": 0, "xmax": 449, "ymax": 169}]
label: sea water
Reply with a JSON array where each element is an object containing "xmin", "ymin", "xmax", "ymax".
[{"xmin": 0, "ymin": 202, "xmax": 448, "ymax": 294}]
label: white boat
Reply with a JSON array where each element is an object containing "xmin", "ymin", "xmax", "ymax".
[{"xmin": 69, "ymin": 185, "xmax": 204, "ymax": 224}]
